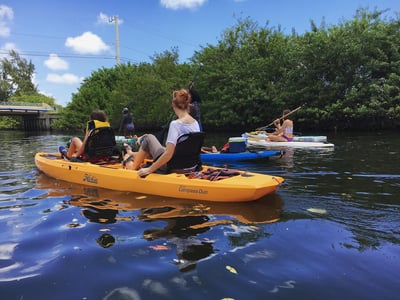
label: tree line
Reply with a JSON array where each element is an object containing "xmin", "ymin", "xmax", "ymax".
[{"xmin": 1, "ymin": 8, "xmax": 399, "ymax": 132}]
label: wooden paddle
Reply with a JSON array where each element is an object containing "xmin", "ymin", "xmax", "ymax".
[{"xmin": 255, "ymin": 104, "xmax": 305, "ymax": 131}]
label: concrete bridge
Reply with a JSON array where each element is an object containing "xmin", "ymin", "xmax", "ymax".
[{"xmin": 0, "ymin": 102, "xmax": 60, "ymax": 131}]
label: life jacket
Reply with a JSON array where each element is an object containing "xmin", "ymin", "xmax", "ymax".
[{"xmin": 86, "ymin": 120, "xmax": 111, "ymax": 133}]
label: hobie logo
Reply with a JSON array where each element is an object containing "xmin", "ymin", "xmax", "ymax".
[
  {"xmin": 178, "ymin": 185, "xmax": 208, "ymax": 194},
  {"xmin": 83, "ymin": 173, "xmax": 98, "ymax": 184}
]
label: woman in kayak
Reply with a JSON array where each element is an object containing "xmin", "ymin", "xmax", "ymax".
[
  {"xmin": 123, "ymin": 89, "xmax": 200, "ymax": 176},
  {"xmin": 63, "ymin": 109, "xmax": 111, "ymax": 159},
  {"xmin": 266, "ymin": 109, "xmax": 294, "ymax": 142}
]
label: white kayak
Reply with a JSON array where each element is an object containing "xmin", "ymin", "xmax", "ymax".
[
  {"xmin": 115, "ymin": 135, "xmax": 137, "ymax": 144},
  {"xmin": 245, "ymin": 136, "xmax": 334, "ymax": 149},
  {"xmin": 244, "ymin": 132, "xmax": 327, "ymax": 143}
]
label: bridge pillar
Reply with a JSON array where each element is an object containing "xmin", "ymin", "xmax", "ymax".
[{"xmin": 23, "ymin": 113, "xmax": 60, "ymax": 131}]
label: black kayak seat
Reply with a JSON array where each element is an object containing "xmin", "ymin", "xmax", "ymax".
[
  {"xmin": 85, "ymin": 126, "xmax": 121, "ymax": 163},
  {"xmin": 166, "ymin": 131, "xmax": 205, "ymax": 173}
]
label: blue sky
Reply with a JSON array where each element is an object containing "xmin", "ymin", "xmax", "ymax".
[{"xmin": 1, "ymin": 0, "xmax": 399, "ymax": 106}]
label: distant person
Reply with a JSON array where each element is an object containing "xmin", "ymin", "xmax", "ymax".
[
  {"xmin": 188, "ymin": 81, "xmax": 201, "ymax": 128},
  {"xmin": 123, "ymin": 89, "xmax": 200, "ymax": 176},
  {"xmin": 119, "ymin": 107, "xmax": 135, "ymax": 137},
  {"xmin": 266, "ymin": 109, "xmax": 293, "ymax": 142},
  {"xmin": 60, "ymin": 109, "xmax": 110, "ymax": 160}
]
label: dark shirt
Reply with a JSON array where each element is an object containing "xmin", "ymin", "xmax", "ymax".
[
  {"xmin": 122, "ymin": 113, "xmax": 133, "ymax": 125},
  {"xmin": 189, "ymin": 87, "xmax": 201, "ymax": 103}
]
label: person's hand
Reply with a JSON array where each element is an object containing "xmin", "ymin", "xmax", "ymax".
[{"xmin": 138, "ymin": 167, "xmax": 151, "ymax": 177}]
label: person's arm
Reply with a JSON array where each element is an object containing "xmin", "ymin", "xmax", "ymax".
[
  {"xmin": 137, "ymin": 142, "xmax": 175, "ymax": 177},
  {"xmin": 189, "ymin": 88, "xmax": 201, "ymax": 102},
  {"xmin": 276, "ymin": 120, "xmax": 290, "ymax": 135},
  {"xmin": 268, "ymin": 119, "xmax": 282, "ymax": 136}
]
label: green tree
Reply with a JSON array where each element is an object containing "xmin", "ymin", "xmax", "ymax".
[
  {"xmin": 193, "ymin": 18, "xmax": 295, "ymax": 130},
  {"xmin": 0, "ymin": 50, "xmax": 56, "ymax": 129},
  {"xmin": 54, "ymin": 8, "xmax": 400, "ymax": 132},
  {"xmin": 0, "ymin": 50, "xmax": 37, "ymax": 101},
  {"xmin": 54, "ymin": 48, "xmax": 194, "ymax": 131}
]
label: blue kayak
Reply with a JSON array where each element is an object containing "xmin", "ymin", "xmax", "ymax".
[{"xmin": 201, "ymin": 150, "xmax": 283, "ymax": 163}]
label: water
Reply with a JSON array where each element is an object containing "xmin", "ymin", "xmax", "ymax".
[{"xmin": 0, "ymin": 130, "xmax": 399, "ymax": 300}]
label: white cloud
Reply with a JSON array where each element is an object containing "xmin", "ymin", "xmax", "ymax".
[
  {"xmin": 0, "ymin": 5, "xmax": 13, "ymax": 37},
  {"xmin": 2, "ymin": 42, "xmax": 16, "ymax": 50},
  {"xmin": 38, "ymin": 90, "xmax": 55, "ymax": 99},
  {"xmin": 46, "ymin": 73, "xmax": 83, "ymax": 85},
  {"xmin": 0, "ymin": 42, "xmax": 18, "ymax": 59},
  {"xmin": 160, "ymin": 0, "xmax": 207, "ymax": 10},
  {"xmin": 44, "ymin": 54, "xmax": 69, "ymax": 71},
  {"xmin": 65, "ymin": 31, "xmax": 110, "ymax": 54},
  {"xmin": 97, "ymin": 12, "xmax": 123, "ymax": 25}
]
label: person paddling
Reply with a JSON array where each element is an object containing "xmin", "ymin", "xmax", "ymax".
[
  {"xmin": 119, "ymin": 107, "xmax": 135, "ymax": 137},
  {"xmin": 266, "ymin": 109, "xmax": 294, "ymax": 142}
]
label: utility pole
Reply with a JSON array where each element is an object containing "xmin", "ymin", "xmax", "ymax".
[{"xmin": 109, "ymin": 16, "xmax": 120, "ymax": 65}]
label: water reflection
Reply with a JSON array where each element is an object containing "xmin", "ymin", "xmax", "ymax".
[
  {"xmin": 140, "ymin": 212, "xmax": 215, "ymax": 272},
  {"xmin": 35, "ymin": 173, "xmax": 283, "ymax": 225},
  {"xmin": 2, "ymin": 131, "xmax": 400, "ymax": 299},
  {"xmin": 35, "ymin": 173, "xmax": 283, "ymax": 271}
]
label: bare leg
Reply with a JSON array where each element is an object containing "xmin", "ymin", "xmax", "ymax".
[
  {"xmin": 266, "ymin": 134, "xmax": 287, "ymax": 142},
  {"xmin": 67, "ymin": 137, "xmax": 83, "ymax": 157},
  {"xmin": 124, "ymin": 134, "xmax": 164, "ymax": 170},
  {"xmin": 131, "ymin": 149, "xmax": 147, "ymax": 170},
  {"xmin": 201, "ymin": 146, "xmax": 216, "ymax": 153},
  {"xmin": 122, "ymin": 143, "xmax": 138, "ymax": 169}
]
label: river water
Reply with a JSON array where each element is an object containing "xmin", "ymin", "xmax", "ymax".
[{"xmin": 0, "ymin": 130, "xmax": 399, "ymax": 300}]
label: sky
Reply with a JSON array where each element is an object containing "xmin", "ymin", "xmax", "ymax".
[{"xmin": 1, "ymin": 0, "xmax": 399, "ymax": 107}]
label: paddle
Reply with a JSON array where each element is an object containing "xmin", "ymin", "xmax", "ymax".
[
  {"xmin": 154, "ymin": 112, "xmax": 174, "ymax": 144},
  {"xmin": 255, "ymin": 104, "xmax": 305, "ymax": 131},
  {"xmin": 190, "ymin": 63, "xmax": 204, "ymax": 85}
]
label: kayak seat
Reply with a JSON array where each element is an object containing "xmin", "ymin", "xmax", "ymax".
[
  {"xmin": 85, "ymin": 126, "xmax": 122, "ymax": 163},
  {"xmin": 167, "ymin": 131, "xmax": 205, "ymax": 174}
]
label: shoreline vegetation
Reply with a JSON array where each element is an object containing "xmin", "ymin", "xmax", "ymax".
[{"xmin": 1, "ymin": 8, "xmax": 399, "ymax": 132}]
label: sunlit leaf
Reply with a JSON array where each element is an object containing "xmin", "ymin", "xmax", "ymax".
[
  {"xmin": 307, "ymin": 208, "xmax": 327, "ymax": 214},
  {"xmin": 226, "ymin": 265, "xmax": 238, "ymax": 274},
  {"xmin": 149, "ymin": 245, "xmax": 169, "ymax": 251}
]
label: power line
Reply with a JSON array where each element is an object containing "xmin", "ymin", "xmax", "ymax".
[{"xmin": 0, "ymin": 49, "xmax": 133, "ymax": 63}]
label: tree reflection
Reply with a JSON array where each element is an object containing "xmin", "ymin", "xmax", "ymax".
[{"xmin": 139, "ymin": 210, "xmax": 215, "ymax": 272}]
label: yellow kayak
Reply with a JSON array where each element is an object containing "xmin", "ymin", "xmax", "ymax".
[{"xmin": 34, "ymin": 152, "xmax": 284, "ymax": 202}]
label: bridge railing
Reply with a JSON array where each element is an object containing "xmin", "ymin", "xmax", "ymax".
[{"xmin": 0, "ymin": 102, "xmax": 55, "ymax": 112}]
